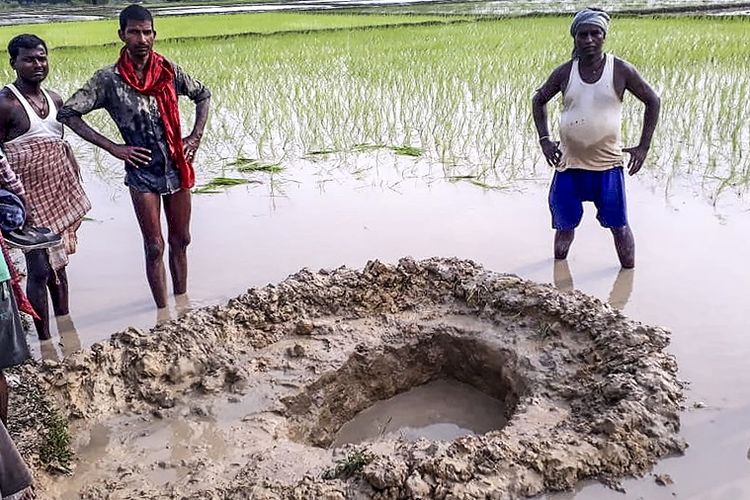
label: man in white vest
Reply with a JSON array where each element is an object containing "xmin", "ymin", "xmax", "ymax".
[
  {"xmin": 0, "ymin": 34, "xmax": 91, "ymax": 340},
  {"xmin": 531, "ymin": 8, "xmax": 660, "ymax": 268}
]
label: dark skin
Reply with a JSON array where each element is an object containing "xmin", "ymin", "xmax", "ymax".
[
  {"xmin": 0, "ymin": 45, "xmax": 69, "ymax": 340},
  {"xmin": 59, "ymin": 20, "xmax": 210, "ymax": 308},
  {"xmin": 531, "ymin": 24, "xmax": 661, "ymax": 269}
]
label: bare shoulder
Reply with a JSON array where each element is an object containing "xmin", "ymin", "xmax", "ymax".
[
  {"xmin": 0, "ymin": 87, "xmax": 19, "ymax": 113},
  {"xmin": 47, "ymin": 89, "xmax": 64, "ymax": 108},
  {"xmin": 550, "ymin": 60, "xmax": 574, "ymax": 82},
  {"xmin": 538, "ymin": 60, "xmax": 574, "ymax": 94},
  {"xmin": 0, "ymin": 86, "xmax": 16, "ymax": 103},
  {"xmin": 613, "ymin": 56, "xmax": 640, "ymax": 78},
  {"xmin": 554, "ymin": 59, "xmax": 575, "ymax": 74}
]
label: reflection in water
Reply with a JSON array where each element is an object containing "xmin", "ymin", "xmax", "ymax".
[
  {"xmin": 552, "ymin": 262, "xmax": 634, "ymax": 310},
  {"xmin": 156, "ymin": 307, "xmax": 172, "ymax": 326},
  {"xmin": 175, "ymin": 293, "xmax": 193, "ymax": 318},
  {"xmin": 39, "ymin": 339, "xmax": 60, "ymax": 362},
  {"xmin": 57, "ymin": 315, "xmax": 83, "ymax": 357},
  {"xmin": 38, "ymin": 316, "xmax": 84, "ymax": 361},
  {"xmin": 553, "ymin": 260, "xmax": 575, "ymax": 292},
  {"xmin": 607, "ymin": 269, "xmax": 634, "ymax": 311}
]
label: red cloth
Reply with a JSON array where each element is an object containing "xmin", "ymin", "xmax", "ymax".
[
  {"xmin": 0, "ymin": 237, "xmax": 39, "ymax": 320},
  {"xmin": 116, "ymin": 48, "xmax": 195, "ymax": 189}
]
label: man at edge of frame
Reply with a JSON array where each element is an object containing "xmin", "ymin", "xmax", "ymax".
[
  {"xmin": 531, "ymin": 8, "xmax": 661, "ymax": 269},
  {"xmin": 58, "ymin": 4, "xmax": 211, "ymax": 309}
]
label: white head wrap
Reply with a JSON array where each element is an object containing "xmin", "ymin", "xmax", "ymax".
[{"xmin": 570, "ymin": 8, "xmax": 610, "ymax": 37}]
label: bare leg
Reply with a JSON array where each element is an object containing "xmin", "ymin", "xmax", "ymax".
[
  {"xmin": 24, "ymin": 250, "xmax": 51, "ymax": 340},
  {"xmin": 163, "ymin": 189, "xmax": 192, "ymax": 296},
  {"xmin": 611, "ymin": 225, "xmax": 635, "ymax": 269},
  {"xmin": 47, "ymin": 267, "xmax": 69, "ymax": 317},
  {"xmin": 130, "ymin": 189, "xmax": 167, "ymax": 308},
  {"xmin": 554, "ymin": 229, "xmax": 575, "ymax": 260},
  {"xmin": 0, "ymin": 370, "xmax": 7, "ymax": 426}
]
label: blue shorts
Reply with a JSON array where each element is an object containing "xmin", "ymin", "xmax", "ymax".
[{"xmin": 549, "ymin": 167, "xmax": 627, "ymax": 230}]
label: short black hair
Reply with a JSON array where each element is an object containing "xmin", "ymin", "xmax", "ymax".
[
  {"xmin": 119, "ymin": 4, "xmax": 154, "ymax": 31},
  {"xmin": 7, "ymin": 34, "xmax": 47, "ymax": 60}
]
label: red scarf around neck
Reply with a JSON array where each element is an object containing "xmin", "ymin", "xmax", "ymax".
[{"xmin": 116, "ymin": 48, "xmax": 195, "ymax": 189}]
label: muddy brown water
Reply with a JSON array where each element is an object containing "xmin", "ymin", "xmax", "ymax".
[
  {"xmin": 332, "ymin": 379, "xmax": 509, "ymax": 446},
  {"xmin": 23, "ymin": 146, "xmax": 750, "ymax": 499}
]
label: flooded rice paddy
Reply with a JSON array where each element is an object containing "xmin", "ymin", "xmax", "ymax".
[
  {"xmin": 1, "ymin": 8, "xmax": 749, "ymax": 500},
  {"xmin": 2, "ymin": 0, "xmax": 750, "ymax": 25}
]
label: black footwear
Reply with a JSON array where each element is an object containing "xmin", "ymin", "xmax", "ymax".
[
  {"xmin": 3, "ymin": 226, "xmax": 62, "ymax": 251},
  {"xmin": 27, "ymin": 226, "xmax": 61, "ymax": 241}
]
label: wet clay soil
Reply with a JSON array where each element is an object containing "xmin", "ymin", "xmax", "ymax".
[{"xmin": 13, "ymin": 258, "xmax": 685, "ymax": 499}]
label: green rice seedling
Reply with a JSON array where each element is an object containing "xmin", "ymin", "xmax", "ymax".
[
  {"xmin": 321, "ymin": 449, "xmax": 374, "ymax": 480},
  {"xmin": 230, "ymin": 158, "xmax": 285, "ymax": 173},
  {"xmin": 4, "ymin": 13, "xmax": 749, "ymax": 203},
  {"xmin": 306, "ymin": 148, "xmax": 342, "ymax": 156},
  {"xmin": 468, "ymin": 179, "xmax": 508, "ymax": 190},
  {"xmin": 352, "ymin": 143, "xmax": 387, "ymax": 152},
  {"xmin": 390, "ymin": 145, "xmax": 424, "ymax": 157},
  {"xmin": 193, "ymin": 176, "xmax": 259, "ymax": 194},
  {"xmin": 0, "ymin": 13, "xmax": 455, "ymax": 49}
]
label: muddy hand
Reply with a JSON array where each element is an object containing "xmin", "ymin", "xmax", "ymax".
[
  {"xmin": 623, "ymin": 145, "xmax": 649, "ymax": 175},
  {"xmin": 110, "ymin": 144, "xmax": 151, "ymax": 168},
  {"xmin": 183, "ymin": 135, "xmax": 201, "ymax": 163},
  {"xmin": 540, "ymin": 138, "xmax": 562, "ymax": 168}
]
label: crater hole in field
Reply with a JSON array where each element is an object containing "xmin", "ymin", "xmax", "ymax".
[{"xmin": 283, "ymin": 332, "xmax": 526, "ymax": 448}]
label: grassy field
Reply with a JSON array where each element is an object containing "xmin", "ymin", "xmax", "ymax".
[
  {"xmin": 1, "ymin": 13, "xmax": 748, "ymax": 201},
  {"xmin": 0, "ymin": 12, "xmax": 460, "ymax": 49}
]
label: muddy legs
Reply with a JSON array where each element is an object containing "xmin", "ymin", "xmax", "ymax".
[
  {"xmin": 611, "ymin": 225, "xmax": 635, "ymax": 269},
  {"xmin": 130, "ymin": 188, "xmax": 192, "ymax": 309},
  {"xmin": 554, "ymin": 229, "xmax": 575, "ymax": 260},
  {"xmin": 553, "ymin": 226, "xmax": 635, "ymax": 268},
  {"xmin": 25, "ymin": 250, "xmax": 68, "ymax": 340}
]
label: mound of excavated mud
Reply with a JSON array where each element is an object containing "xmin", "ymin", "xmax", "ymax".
[{"xmin": 12, "ymin": 258, "xmax": 686, "ymax": 499}]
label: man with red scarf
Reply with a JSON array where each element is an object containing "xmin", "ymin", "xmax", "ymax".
[{"xmin": 58, "ymin": 5, "xmax": 211, "ymax": 309}]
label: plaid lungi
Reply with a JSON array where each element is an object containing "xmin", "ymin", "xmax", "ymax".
[{"xmin": 3, "ymin": 137, "xmax": 91, "ymax": 270}]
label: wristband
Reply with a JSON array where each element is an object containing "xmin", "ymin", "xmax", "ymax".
[{"xmin": 538, "ymin": 135, "xmax": 551, "ymax": 143}]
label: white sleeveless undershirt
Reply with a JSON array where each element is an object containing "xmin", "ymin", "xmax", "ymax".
[
  {"xmin": 558, "ymin": 54, "xmax": 623, "ymax": 171},
  {"xmin": 4, "ymin": 83, "xmax": 63, "ymax": 145}
]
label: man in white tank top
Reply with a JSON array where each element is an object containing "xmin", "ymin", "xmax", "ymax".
[
  {"xmin": 0, "ymin": 34, "xmax": 91, "ymax": 341},
  {"xmin": 531, "ymin": 8, "xmax": 661, "ymax": 269}
]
